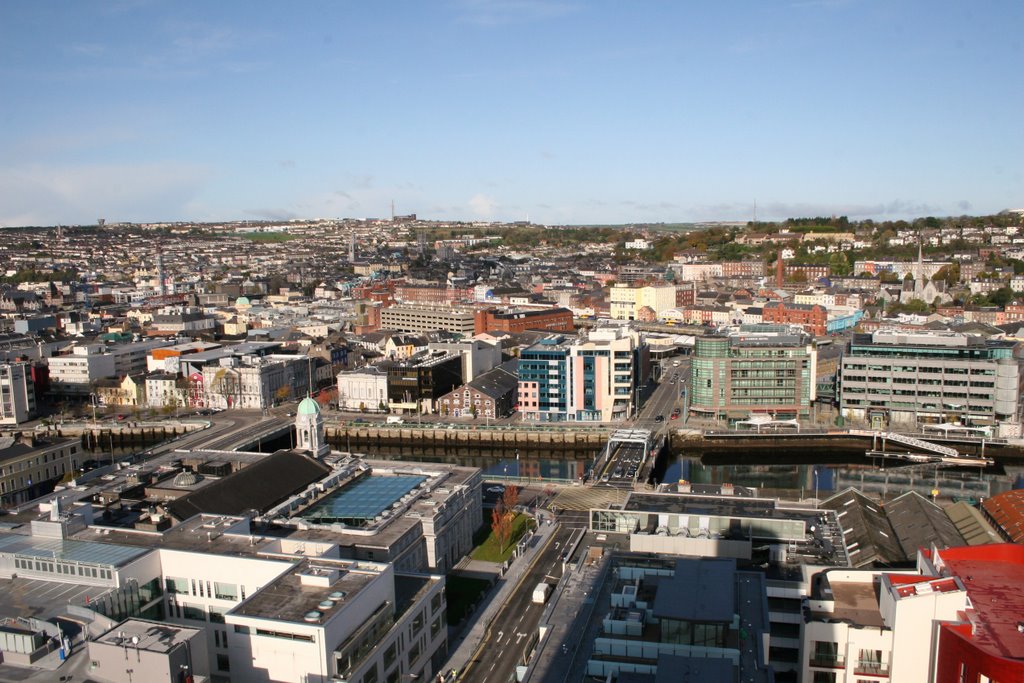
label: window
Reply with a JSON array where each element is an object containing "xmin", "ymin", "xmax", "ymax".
[
  {"xmin": 431, "ymin": 616, "xmax": 442, "ymax": 638},
  {"xmin": 166, "ymin": 577, "xmax": 189, "ymax": 594},
  {"xmin": 411, "ymin": 610, "xmax": 424, "ymax": 635},
  {"xmin": 233, "ymin": 624, "xmax": 250, "ymax": 634},
  {"xmin": 383, "ymin": 642, "xmax": 397, "ymax": 670},
  {"xmin": 216, "ymin": 654, "xmax": 230, "ymax": 671},
  {"xmin": 812, "ymin": 673, "xmax": 836, "ymax": 683},
  {"xmin": 182, "ymin": 605, "xmax": 206, "ymax": 621},
  {"xmin": 214, "ymin": 582, "xmax": 238, "ymax": 601}
]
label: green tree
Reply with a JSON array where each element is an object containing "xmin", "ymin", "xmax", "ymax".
[{"xmin": 828, "ymin": 252, "xmax": 852, "ymax": 277}]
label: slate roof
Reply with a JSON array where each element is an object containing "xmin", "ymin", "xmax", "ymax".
[
  {"xmin": 466, "ymin": 361, "xmax": 519, "ymax": 399},
  {"xmin": 822, "ymin": 488, "xmax": 906, "ymax": 568},
  {"xmin": 946, "ymin": 501, "xmax": 1003, "ymax": 546},
  {"xmin": 886, "ymin": 491, "xmax": 964, "ymax": 558},
  {"xmin": 167, "ymin": 450, "xmax": 330, "ymax": 521}
]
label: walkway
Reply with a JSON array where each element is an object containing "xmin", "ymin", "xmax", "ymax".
[{"xmin": 444, "ymin": 520, "xmax": 557, "ymax": 678}]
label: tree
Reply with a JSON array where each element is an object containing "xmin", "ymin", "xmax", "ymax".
[
  {"xmin": 501, "ymin": 484, "xmax": 520, "ymax": 512},
  {"xmin": 828, "ymin": 252, "xmax": 852, "ymax": 277},
  {"xmin": 490, "ymin": 500, "xmax": 513, "ymax": 554},
  {"xmin": 275, "ymin": 386, "xmax": 292, "ymax": 405}
]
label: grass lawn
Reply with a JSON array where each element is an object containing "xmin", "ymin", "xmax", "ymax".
[
  {"xmin": 470, "ymin": 513, "xmax": 534, "ymax": 563},
  {"xmin": 444, "ymin": 575, "xmax": 492, "ymax": 625}
]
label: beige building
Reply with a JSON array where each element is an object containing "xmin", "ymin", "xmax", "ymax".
[
  {"xmin": 609, "ymin": 283, "xmax": 677, "ymax": 321},
  {"xmin": 0, "ymin": 435, "xmax": 82, "ymax": 508}
]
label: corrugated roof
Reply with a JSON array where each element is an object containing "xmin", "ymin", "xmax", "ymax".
[{"xmin": 981, "ymin": 489, "xmax": 1024, "ymax": 544}]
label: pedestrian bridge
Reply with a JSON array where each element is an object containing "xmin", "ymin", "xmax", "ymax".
[{"xmin": 849, "ymin": 429, "xmax": 959, "ymax": 458}]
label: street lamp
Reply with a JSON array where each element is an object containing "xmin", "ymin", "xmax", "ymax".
[{"xmin": 813, "ymin": 467, "xmax": 819, "ymax": 507}]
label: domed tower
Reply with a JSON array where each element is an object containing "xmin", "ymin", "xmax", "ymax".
[{"xmin": 295, "ymin": 396, "xmax": 329, "ymax": 458}]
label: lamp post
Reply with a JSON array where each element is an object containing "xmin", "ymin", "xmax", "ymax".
[{"xmin": 813, "ymin": 467, "xmax": 819, "ymax": 507}]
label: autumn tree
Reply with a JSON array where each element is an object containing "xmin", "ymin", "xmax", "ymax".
[
  {"xmin": 490, "ymin": 500, "xmax": 513, "ymax": 554},
  {"xmin": 501, "ymin": 484, "xmax": 520, "ymax": 512}
]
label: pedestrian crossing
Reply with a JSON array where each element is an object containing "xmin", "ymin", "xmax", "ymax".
[{"xmin": 551, "ymin": 487, "xmax": 628, "ymax": 512}]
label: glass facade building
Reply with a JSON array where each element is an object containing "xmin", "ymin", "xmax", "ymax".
[{"xmin": 690, "ymin": 326, "xmax": 815, "ymax": 423}]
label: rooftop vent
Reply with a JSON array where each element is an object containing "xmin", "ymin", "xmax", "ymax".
[{"xmin": 303, "ymin": 610, "xmax": 322, "ymax": 623}]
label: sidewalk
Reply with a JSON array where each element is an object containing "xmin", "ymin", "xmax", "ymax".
[{"xmin": 443, "ymin": 520, "xmax": 556, "ymax": 677}]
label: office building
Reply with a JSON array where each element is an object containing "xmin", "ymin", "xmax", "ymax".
[
  {"xmin": 839, "ymin": 330, "xmax": 1022, "ymax": 434},
  {"xmin": 380, "ymin": 305, "xmax": 477, "ymax": 336},
  {"xmin": 0, "ymin": 434, "xmax": 82, "ymax": 508},
  {"xmin": 690, "ymin": 325, "xmax": 817, "ymax": 423}
]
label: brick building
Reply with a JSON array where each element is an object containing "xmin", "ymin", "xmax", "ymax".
[{"xmin": 761, "ymin": 301, "xmax": 827, "ymax": 336}]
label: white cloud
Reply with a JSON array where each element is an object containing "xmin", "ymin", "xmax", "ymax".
[
  {"xmin": 0, "ymin": 162, "xmax": 209, "ymax": 227},
  {"xmin": 468, "ymin": 193, "xmax": 498, "ymax": 217}
]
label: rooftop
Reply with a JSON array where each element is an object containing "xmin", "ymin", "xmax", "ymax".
[
  {"xmin": 300, "ymin": 474, "xmax": 427, "ymax": 526},
  {"xmin": 936, "ymin": 544, "xmax": 1024, "ymax": 661},
  {"xmin": 96, "ymin": 618, "xmax": 202, "ymax": 653},
  {"xmin": 230, "ymin": 557, "xmax": 382, "ymax": 625},
  {"xmin": 0, "ymin": 533, "xmax": 150, "ymax": 568},
  {"xmin": 653, "ymin": 558, "xmax": 735, "ymax": 623}
]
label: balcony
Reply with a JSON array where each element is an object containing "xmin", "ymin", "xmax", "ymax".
[
  {"xmin": 854, "ymin": 661, "xmax": 890, "ymax": 677},
  {"xmin": 809, "ymin": 654, "xmax": 845, "ymax": 669}
]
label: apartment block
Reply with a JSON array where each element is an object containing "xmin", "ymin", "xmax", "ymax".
[
  {"xmin": 518, "ymin": 327, "xmax": 646, "ymax": 422},
  {"xmin": 0, "ymin": 362, "xmax": 36, "ymax": 424}
]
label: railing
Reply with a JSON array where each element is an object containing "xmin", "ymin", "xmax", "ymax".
[
  {"xmin": 809, "ymin": 654, "xmax": 846, "ymax": 668},
  {"xmin": 854, "ymin": 661, "xmax": 890, "ymax": 676}
]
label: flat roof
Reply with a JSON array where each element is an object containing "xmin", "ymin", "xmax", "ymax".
[
  {"xmin": 300, "ymin": 474, "xmax": 427, "ymax": 524},
  {"xmin": 654, "ymin": 654, "xmax": 733, "ymax": 683},
  {"xmin": 0, "ymin": 533, "xmax": 150, "ymax": 568},
  {"xmin": 823, "ymin": 578, "xmax": 884, "ymax": 627},
  {"xmin": 653, "ymin": 558, "xmax": 735, "ymax": 623},
  {"xmin": 230, "ymin": 558, "xmax": 380, "ymax": 624},
  {"xmin": 96, "ymin": 618, "xmax": 202, "ymax": 653}
]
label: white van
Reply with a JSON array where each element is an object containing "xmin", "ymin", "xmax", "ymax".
[{"xmin": 386, "ymin": 416, "xmax": 404, "ymax": 424}]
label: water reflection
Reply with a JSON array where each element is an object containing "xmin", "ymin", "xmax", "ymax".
[{"xmin": 662, "ymin": 451, "xmax": 1016, "ymax": 502}]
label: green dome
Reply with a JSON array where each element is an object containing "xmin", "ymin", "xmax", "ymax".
[
  {"xmin": 236, "ymin": 296, "xmax": 251, "ymax": 306},
  {"xmin": 297, "ymin": 397, "xmax": 320, "ymax": 416}
]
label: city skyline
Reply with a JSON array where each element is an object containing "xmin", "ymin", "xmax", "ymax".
[{"xmin": 2, "ymin": 1, "xmax": 1022, "ymax": 228}]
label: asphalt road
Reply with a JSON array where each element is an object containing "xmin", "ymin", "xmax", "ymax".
[{"xmin": 461, "ymin": 525, "xmax": 576, "ymax": 683}]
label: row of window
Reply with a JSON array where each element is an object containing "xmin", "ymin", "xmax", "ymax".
[
  {"xmin": 165, "ymin": 576, "xmax": 242, "ymax": 601},
  {"xmin": 14, "ymin": 557, "xmax": 112, "ymax": 580}
]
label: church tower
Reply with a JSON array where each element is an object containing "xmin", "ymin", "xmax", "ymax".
[{"xmin": 295, "ymin": 396, "xmax": 329, "ymax": 458}]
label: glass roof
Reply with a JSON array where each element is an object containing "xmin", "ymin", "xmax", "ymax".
[
  {"xmin": 301, "ymin": 475, "xmax": 427, "ymax": 525},
  {"xmin": 0, "ymin": 534, "xmax": 150, "ymax": 567}
]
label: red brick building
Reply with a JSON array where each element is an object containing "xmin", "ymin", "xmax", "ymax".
[
  {"xmin": 761, "ymin": 301, "xmax": 827, "ymax": 336},
  {"xmin": 473, "ymin": 307, "xmax": 574, "ymax": 335}
]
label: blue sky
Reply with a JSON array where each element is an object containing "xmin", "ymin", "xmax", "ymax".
[{"xmin": 1, "ymin": 1, "xmax": 1021, "ymax": 227}]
